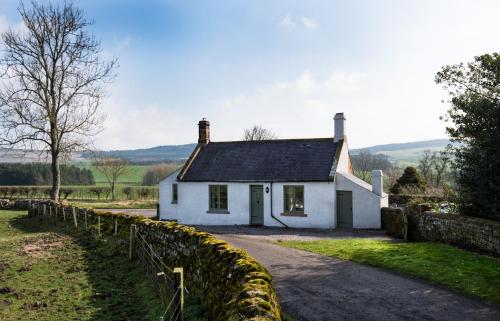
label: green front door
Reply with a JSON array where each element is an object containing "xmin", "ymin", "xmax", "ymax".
[
  {"xmin": 250, "ymin": 185, "xmax": 264, "ymax": 225},
  {"xmin": 337, "ymin": 191, "xmax": 353, "ymax": 228}
]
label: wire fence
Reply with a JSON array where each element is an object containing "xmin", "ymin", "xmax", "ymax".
[
  {"xmin": 30, "ymin": 202, "xmax": 184, "ymax": 321},
  {"xmin": 132, "ymin": 226, "xmax": 184, "ymax": 321}
]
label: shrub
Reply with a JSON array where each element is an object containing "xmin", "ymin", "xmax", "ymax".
[
  {"xmin": 123, "ymin": 186, "xmax": 133, "ymax": 200},
  {"xmin": 390, "ymin": 166, "xmax": 427, "ymax": 194},
  {"xmin": 90, "ymin": 187, "xmax": 104, "ymax": 200}
]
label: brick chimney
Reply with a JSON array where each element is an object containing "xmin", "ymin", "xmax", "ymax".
[
  {"xmin": 198, "ymin": 118, "xmax": 210, "ymax": 144},
  {"xmin": 334, "ymin": 113, "xmax": 346, "ymax": 142}
]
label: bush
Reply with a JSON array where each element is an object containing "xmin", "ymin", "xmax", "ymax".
[
  {"xmin": 123, "ymin": 187, "xmax": 133, "ymax": 200},
  {"xmin": 390, "ymin": 167, "xmax": 427, "ymax": 194}
]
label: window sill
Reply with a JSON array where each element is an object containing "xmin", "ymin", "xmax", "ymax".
[
  {"xmin": 171, "ymin": 201, "xmax": 178, "ymax": 204},
  {"xmin": 281, "ymin": 211, "xmax": 307, "ymax": 217},
  {"xmin": 206, "ymin": 209, "xmax": 230, "ymax": 214}
]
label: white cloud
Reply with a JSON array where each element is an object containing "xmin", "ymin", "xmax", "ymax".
[
  {"xmin": 301, "ymin": 16, "xmax": 318, "ymax": 30},
  {"xmin": 278, "ymin": 14, "xmax": 296, "ymax": 30},
  {"xmin": 94, "ymin": 98, "xmax": 193, "ymax": 150},
  {"xmin": 278, "ymin": 14, "xmax": 318, "ymax": 31}
]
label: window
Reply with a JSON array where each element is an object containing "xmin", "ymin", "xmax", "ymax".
[
  {"xmin": 283, "ymin": 186, "xmax": 304, "ymax": 212},
  {"xmin": 172, "ymin": 184, "xmax": 178, "ymax": 203},
  {"xmin": 209, "ymin": 185, "xmax": 228, "ymax": 212}
]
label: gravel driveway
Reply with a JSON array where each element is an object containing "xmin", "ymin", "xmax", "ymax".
[{"xmin": 199, "ymin": 226, "xmax": 500, "ymax": 321}]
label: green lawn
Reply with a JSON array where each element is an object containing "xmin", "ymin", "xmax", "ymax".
[
  {"xmin": 277, "ymin": 239, "xmax": 500, "ymax": 304},
  {"xmin": 0, "ymin": 210, "xmax": 208, "ymax": 320}
]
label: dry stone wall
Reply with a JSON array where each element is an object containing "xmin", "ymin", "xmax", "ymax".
[
  {"xmin": 381, "ymin": 207, "xmax": 500, "ymax": 257},
  {"xmin": 26, "ymin": 201, "xmax": 282, "ymax": 321}
]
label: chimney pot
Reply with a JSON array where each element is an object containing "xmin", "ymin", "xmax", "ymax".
[
  {"xmin": 334, "ymin": 113, "xmax": 346, "ymax": 142},
  {"xmin": 198, "ymin": 119, "xmax": 210, "ymax": 144}
]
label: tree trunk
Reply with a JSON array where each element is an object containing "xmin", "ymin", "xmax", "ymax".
[
  {"xmin": 51, "ymin": 153, "xmax": 60, "ymax": 201},
  {"xmin": 111, "ymin": 181, "xmax": 116, "ymax": 201}
]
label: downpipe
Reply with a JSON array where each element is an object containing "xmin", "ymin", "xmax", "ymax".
[{"xmin": 270, "ymin": 182, "xmax": 289, "ymax": 228}]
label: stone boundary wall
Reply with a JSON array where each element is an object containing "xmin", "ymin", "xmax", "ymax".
[
  {"xmin": 381, "ymin": 207, "xmax": 500, "ymax": 257},
  {"xmin": 0, "ymin": 199, "xmax": 32, "ymax": 210},
  {"xmin": 24, "ymin": 201, "xmax": 282, "ymax": 321},
  {"xmin": 381, "ymin": 207, "xmax": 407, "ymax": 240}
]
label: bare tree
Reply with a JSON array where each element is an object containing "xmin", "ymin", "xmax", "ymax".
[
  {"xmin": 92, "ymin": 156, "xmax": 129, "ymax": 201},
  {"xmin": 243, "ymin": 125, "xmax": 277, "ymax": 141},
  {"xmin": 352, "ymin": 150, "xmax": 372, "ymax": 181},
  {"xmin": 432, "ymin": 151, "xmax": 450, "ymax": 188},
  {"xmin": 386, "ymin": 165, "xmax": 403, "ymax": 189},
  {"xmin": 0, "ymin": 1, "xmax": 117, "ymax": 201},
  {"xmin": 418, "ymin": 150, "xmax": 434, "ymax": 186}
]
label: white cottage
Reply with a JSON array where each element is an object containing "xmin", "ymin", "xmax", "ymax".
[{"xmin": 159, "ymin": 113, "xmax": 388, "ymax": 229}]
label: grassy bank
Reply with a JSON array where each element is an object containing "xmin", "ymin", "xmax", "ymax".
[
  {"xmin": 277, "ymin": 239, "xmax": 500, "ymax": 304},
  {"xmin": 0, "ymin": 210, "xmax": 208, "ymax": 320}
]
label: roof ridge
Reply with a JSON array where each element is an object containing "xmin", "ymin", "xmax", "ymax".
[{"xmin": 208, "ymin": 137, "xmax": 334, "ymax": 144}]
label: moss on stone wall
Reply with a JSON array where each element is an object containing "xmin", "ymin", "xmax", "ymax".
[
  {"xmin": 381, "ymin": 206, "xmax": 500, "ymax": 257},
  {"xmin": 26, "ymin": 201, "xmax": 282, "ymax": 321}
]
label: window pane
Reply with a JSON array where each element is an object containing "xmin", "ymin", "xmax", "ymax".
[
  {"xmin": 209, "ymin": 185, "xmax": 227, "ymax": 210},
  {"xmin": 209, "ymin": 185, "xmax": 217, "ymax": 209},
  {"xmin": 284, "ymin": 186, "xmax": 294, "ymax": 212},
  {"xmin": 294, "ymin": 186, "xmax": 304, "ymax": 211}
]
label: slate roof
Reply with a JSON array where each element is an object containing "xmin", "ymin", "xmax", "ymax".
[{"xmin": 178, "ymin": 138, "xmax": 341, "ymax": 182}]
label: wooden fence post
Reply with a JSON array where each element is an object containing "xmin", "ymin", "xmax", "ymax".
[
  {"xmin": 173, "ymin": 267, "xmax": 184, "ymax": 321},
  {"xmin": 84, "ymin": 210, "xmax": 88, "ymax": 230},
  {"xmin": 63, "ymin": 207, "xmax": 66, "ymax": 222},
  {"xmin": 72, "ymin": 207, "xmax": 78, "ymax": 228},
  {"xmin": 129, "ymin": 224, "xmax": 136, "ymax": 260},
  {"xmin": 114, "ymin": 220, "xmax": 118, "ymax": 236},
  {"xmin": 97, "ymin": 216, "xmax": 101, "ymax": 236}
]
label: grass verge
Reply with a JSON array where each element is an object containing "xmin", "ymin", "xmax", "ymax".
[
  {"xmin": 276, "ymin": 239, "xmax": 500, "ymax": 304},
  {"xmin": 0, "ymin": 210, "xmax": 208, "ymax": 321}
]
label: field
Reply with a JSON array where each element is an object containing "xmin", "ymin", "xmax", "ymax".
[
  {"xmin": 79, "ymin": 164, "xmax": 149, "ymax": 186},
  {"xmin": 0, "ymin": 210, "xmax": 208, "ymax": 320},
  {"xmin": 277, "ymin": 239, "xmax": 500, "ymax": 304}
]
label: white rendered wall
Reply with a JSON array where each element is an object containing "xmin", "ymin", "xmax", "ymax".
[
  {"xmin": 159, "ymin": 169, "xmax": 181, "ymax": 220},
  {"xmin": 335, "ymin": 172, "xmax": 387, "ymax": 229},
  {"xmin": 160, "ymin": 178, "xmax": 336, "ymax": 228}
]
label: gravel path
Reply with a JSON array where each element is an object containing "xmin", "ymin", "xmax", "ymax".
[{"xmin": 200, "ymin": 226, "xmax": 500, "ymax": 321}]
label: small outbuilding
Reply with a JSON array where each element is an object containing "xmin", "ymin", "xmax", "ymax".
[{"xmin": 159, "ymin": 113, "xmax": 387, "ymax": 228}]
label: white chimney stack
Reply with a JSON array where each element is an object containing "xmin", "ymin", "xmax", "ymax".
[
  {"xmin": 372, "ymin": 170, "xmax": 383, "ymax": 196},
  {"xmin": 334, "ymin": 113, "xmax": 346, "ymax": 142}
]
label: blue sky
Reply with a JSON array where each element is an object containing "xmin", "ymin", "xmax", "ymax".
[{"xmin": 1, "ymin": 0, "xmax": 499, "ymax": 149}]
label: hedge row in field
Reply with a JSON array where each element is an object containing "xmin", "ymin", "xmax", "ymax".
[{"xmin": 27, "ymin": 201, "xmax": 282, "ymax": 321}]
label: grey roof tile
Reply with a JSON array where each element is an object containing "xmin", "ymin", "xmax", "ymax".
[{"xmin": 179, "ymin": 138, "xmax": 339, "ymax": 182}]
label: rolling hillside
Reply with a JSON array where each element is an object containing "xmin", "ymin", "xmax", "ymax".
[
  {"xmin": 1, "ymin": 139, "xmax": 451, "ymax": 165},
  {"xmin": 351, "ymin": 139, "xmax": 451, "ymax": 164}
]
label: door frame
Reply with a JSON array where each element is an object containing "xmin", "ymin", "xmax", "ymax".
[
  {"xmin": 336, "ymin": 190, "xmax": 353, "ymax": 228},
  {"xmin": 249, "ymin": 185, "xmax": 264, "ymax": 226}
]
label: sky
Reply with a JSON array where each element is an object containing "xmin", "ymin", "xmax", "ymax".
[{"xmin": 0, "ymin": 0, "xmax": 499, "ymax": 150}]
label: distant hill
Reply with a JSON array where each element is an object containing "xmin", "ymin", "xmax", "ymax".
[
  {"xmin": 82, "ymin": 144, "xmax": 197, "ymax": 164},
  {"xmin": 351, "ymin": 139, "xmax": 451, "ymax": 165},
  {"xmin": 1, "ymin": 139, "xmax": 452, "ymax": 165}
]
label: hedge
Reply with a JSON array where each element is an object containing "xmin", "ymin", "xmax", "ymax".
[{"xmin": 23, "ymin": 201, "xmax": 282, "ymax": 321}]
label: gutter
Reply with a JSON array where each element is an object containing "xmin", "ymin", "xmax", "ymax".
[{"xmin": 270, "ymin": 182, "xmax": 289, "ymax": 228}]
